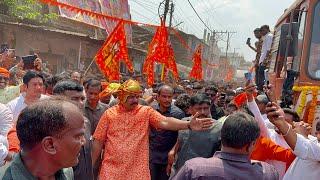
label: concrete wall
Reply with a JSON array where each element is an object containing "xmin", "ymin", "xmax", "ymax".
[
  {"xmin": 0, "ymin": 23, "xmax": 103, "ymax": 74},
  {"xmin": 0, "ymin": 22, "xmax": 145, "ymax": 76}
]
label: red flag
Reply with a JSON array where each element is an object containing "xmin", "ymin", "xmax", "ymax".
[
  {"xmin": 95, "ymin": 20, "xmax": 133, "ymax": 81},
  {"xmin": 234, "ymin": 91, "xmax": 258, "ymax": 108},
  {"xmin": 143, "ymin": 19, "xmax": 179, "ymax": 86},
  {"xmin": 234, "ymin": 92, "xmax": 248, "ymax": 108},
  {"xmin": 225, "ymin": 68, "xmax": 234, "ymax": 82},
  {"xmin": 189, "ymin": 45, "xmax": 203, "ymax": 80},
  {"xmin": 167, "ymin": 43, "xmax": 179, "ymax": 79}
]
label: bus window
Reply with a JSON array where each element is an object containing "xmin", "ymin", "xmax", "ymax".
[
  {"xmin": 308, "ymin": 2, "xmax": 320, "ymax": 79},
  {"xmin": 292, "ymin": 9, "xmax": 307, "ymax": 72}
]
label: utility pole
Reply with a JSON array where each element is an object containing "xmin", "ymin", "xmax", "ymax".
[
  {"xmin": 210, "ymin": 30, "xmax": 235, "ymax": 75},
  {"xmin": 161, "ymin": 0, "xmax": 172, "ymax": 82},
  {"xmin": 225, "ymin": 31, "xmax": 236, "ymax": 58},
  {"xmin": 233, "ymin": 47, "xmax": 240, "ymax": 66},
  {"xmin": 163, "ymin": 0, "xmax": 170, "ymax": 24},
  {"xmin": 210, "ymin": 30, "xmax": 236, "ymax": 59},
  {"xmin": 226, "ymin": 32, "xmax": 230, "ymax": 58},
  {"xmin": 169, "ymin": 2, "xmax": 174, "ymax": 28}
]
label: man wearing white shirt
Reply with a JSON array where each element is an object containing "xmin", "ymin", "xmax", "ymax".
[
  {"xmin": 246, "ymin": 86, "xmax": 299, "ymax": 179},
  {"xmin": 266, "ymin": 103, "xmax": 320, "ymax": 180},
  {"xmin": 6, "ymin": 71, "xmax": 49, "ymax": 122},
  {"xmin": 257, "ymin": 25, "xmax": 273, "ymax": 90},
  {"xmin": 0, "ymin": 103, "xmax": 13, "ymax": 136},
  {"xmin": 256, "ymin": 95, "xmax": 274, "ymax": 129}
]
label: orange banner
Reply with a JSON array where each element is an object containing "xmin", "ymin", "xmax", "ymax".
[
  {"xmin": 95, "ymin": 20, "xmax": 133, "ymax": 81},
  {"xmin": 189, "ymin": 45, "xmax": 203, "ymax": 80}
]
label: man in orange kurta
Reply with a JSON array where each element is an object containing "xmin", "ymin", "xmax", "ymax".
[
  {"xmin": 251, "ymin": 137, "xmax": 296, "ymax": 170},
  {"xmin": 92, "ymin": 79, "xmax": 214, "ymax": 180}
]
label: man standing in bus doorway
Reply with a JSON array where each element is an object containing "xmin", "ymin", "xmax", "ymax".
[
  {"xmin": 246, "ymin": 28, "xmax": 263, "ymax": 86},
  {"xmin": 257, "ymin": 25, "xmax": 273, "ymax": 91}
]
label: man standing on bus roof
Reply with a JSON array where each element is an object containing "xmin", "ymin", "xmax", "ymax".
[
  {"xmin": 257, "ymin": 25, "xmax": 273, "ymax": 91},
  {"xmin": 247, "ymin": 28, "xmax": 263, "ymax": 86}
]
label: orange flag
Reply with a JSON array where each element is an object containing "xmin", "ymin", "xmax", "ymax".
[
  {"xmin": 224, "ymin": 68, "xmax": 234, "ymax": 82},
  {"xmin": 95, "ymin": 20, "xmax": 133, "ymax": 81},
  {"xmin": 189, "ymin": 45, "xmax": 203, "ymax": 80},
  {"xmin": 143, "ymin": 19, "xmax": 179, "ymax": 86}
]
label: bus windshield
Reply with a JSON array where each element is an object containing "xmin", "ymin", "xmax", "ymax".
[{"xmin": 308, "ymin": 2, "xmax": 320, "ymax": 79}]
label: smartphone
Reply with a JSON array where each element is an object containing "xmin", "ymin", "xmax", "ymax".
[
  {"xmin": 22, "ymin": 55, "xmax": 37, "ymax": 70},
  {"xmin": 246, "ymin": 38, "xmax": 251, "ymax": 45},
  {"xmin": 266, "ymin": 102, "xmax": 279, "ymax": 118}
]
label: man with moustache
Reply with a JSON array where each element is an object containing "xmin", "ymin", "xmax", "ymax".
[
  {"xmin": 91, "ymin": 79, "xmax": 214, "ymax": 180},
  {"xmin": 167, "ymin": 93, "xmax": 225, "ymax": 176},
  {"xmin": 3, "ymin": 99, "xmax": 84, "ymax": 179}
]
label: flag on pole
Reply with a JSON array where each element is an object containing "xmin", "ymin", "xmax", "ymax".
[
  {"xmin": 143, "ymin": 19, "xmax": 179, "ymax": 86},
  {"xmin": 95, "ymin": 20, "xmax": 133, "ymax": 81},
  {"xmin": 189, "ymin": 45, "xmax": 203, "ymax": 80}
]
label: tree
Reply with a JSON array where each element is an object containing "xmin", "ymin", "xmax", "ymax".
[{"xmin": 1, "ymin": 0, "xmax": 57, "ymax": 23}]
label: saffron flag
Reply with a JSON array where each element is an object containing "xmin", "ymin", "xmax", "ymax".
[
  {"xmin": 95, "ymin": 20, "xmax": 133, "ymax": 81},
  {"xmin": 189, "ymin": 45, "xmax": 203, "ymax": 80},
  {"xmin": 225, "ymin": 68, "xmax": 234, "ymax": 82},
  {"xmin": 143, "ymin": 19, "xmax": 179, "ymax": 86}
]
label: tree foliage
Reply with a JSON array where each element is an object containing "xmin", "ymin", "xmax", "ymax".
[{"xmin": 1, "ymin": 0, "xmax": 57, "ymax": 23}]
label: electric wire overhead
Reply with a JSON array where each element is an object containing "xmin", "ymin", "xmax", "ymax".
[{"xmin": 187, "ymin": 0, "xmax": 214, "ymax": 33}]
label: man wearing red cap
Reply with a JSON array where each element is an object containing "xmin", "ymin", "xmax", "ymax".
[
  {"xmin": 0, "ymin": 67, "xmax": 20, "ymax": 104},
  {"xmin": 92, "ymin": 79, "xmax": 214, "ymax": 180}
]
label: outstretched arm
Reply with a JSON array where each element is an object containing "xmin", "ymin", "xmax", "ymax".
[
  {"xmin": 245, "ymin": 85, "xmax": 269, "ymax": 137},
  {"xmin": 158, "ymin": 113, "xmax": 213, "ymax": 131}
]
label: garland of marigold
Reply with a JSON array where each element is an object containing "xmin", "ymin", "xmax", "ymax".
[
  {"xmin": 295, "ymin": 90, "xmax": 307, "ymax": 116},
  {"xmin": 308, "ymin": 90, "xmax": 318, "ymax": 124},
  {"xmin": 293, "ymin": 86, "xmax": 320, "ymax": 123}
]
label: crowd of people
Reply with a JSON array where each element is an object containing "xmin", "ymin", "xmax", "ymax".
[{"xmin": 0, "ymin": 30, "xmax": 319, "ymax": 180}]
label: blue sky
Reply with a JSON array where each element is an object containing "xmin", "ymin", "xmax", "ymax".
[{"xmin": 128, "ymin": 0, "xmax": 295, "ymax": 62}]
